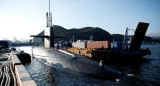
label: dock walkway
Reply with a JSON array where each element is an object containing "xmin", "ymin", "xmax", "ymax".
[{"xmin": 0, "ymin": 49, "xmax": 37, "ymax": 86}]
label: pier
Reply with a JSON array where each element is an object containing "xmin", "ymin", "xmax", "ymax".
[{"xmin": 0, "ymin": 48, "xmax": 36, "ymax": 86}]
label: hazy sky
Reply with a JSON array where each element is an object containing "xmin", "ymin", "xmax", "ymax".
[{"xmin": 0, "ymin": 0, "xmax": 160, "ymax": 41}]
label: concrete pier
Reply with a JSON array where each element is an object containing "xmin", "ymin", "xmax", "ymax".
[
  {"xmin": 11, "ymin": 51, "xmax": 37, "ymax": 86},
  {"xmin": 0, "ymin": 49, "xmax": 37, "ymax": 86}
]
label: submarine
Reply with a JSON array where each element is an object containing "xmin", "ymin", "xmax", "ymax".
[
  {"xmin": 32, "ymin": 46, "xmax": 124, "ymax": 80},
  {"xmin": 31, "ymin": 26, "xmax": 125, "ymax": 80},
  {"xmin": 30, "ymin": 7, "xmax": 125, "ymax": 80}
]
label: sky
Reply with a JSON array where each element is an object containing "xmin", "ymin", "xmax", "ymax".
[{"xmin": 0, "ymin": 0, "xmax": 160, "ymax": 41}]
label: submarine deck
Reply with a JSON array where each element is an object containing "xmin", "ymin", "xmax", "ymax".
[{"xmin": 32, "ymin": 46, "xmax": 123, "ymax": 80}]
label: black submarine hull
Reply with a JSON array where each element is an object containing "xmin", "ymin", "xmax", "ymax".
[{"xmin": 33, "ymin": 47, "xmax": 124, "ymax": 80}]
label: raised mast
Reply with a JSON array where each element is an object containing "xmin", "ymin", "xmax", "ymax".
[{"xmin": 46, "ymin": 0, "xmax": 52, "ymax": 27}]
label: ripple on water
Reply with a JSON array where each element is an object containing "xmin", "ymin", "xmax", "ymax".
[{"xmin": 25, "ymin": 59, "xmax": 58, "ymax": 86}]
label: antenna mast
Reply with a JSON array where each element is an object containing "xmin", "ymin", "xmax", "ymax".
[
  {"xmin": 49, "ymin": 0, "xmax": 50, "ymax": 14},
  {"xmin": 46, "ymin": 0, "xmax": 52, "ymax": 27}
]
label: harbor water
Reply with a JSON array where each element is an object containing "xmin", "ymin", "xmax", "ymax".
[{"xmin": 16, "ymin": 45, "xmax": 160, "ymax": 86}]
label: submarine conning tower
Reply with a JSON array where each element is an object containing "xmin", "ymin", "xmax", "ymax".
[
  {"xmin": 44, "ymin": 26, "xmax": 54, "ymax": 48},
  {"xmin": 44, "ymin": 4, "xmax": 54, "ymax": 48},
  {"xmin": 30, "ymin": 0, "xmax": 66, "ymax": 48},
  {"xmin": 129, "ymin": 22, "xmax": 149, "ymax": 51}
]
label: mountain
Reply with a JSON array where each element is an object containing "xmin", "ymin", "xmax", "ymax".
[
  {"xmin": 146, "ymin": 32, "xmax": 160, "ymax": 37},
  {"xmin": 112, "ymin": 34, "xmax": 124, "ymax": 42},
  {"xmin": 37, "ymin": 25, "xmax": 113, "ymax": 42},
  {"xmin": 37, "ymin": 30, "xmax": 44, "ymax": 36},
  {"xmin": 146, "ymin": 32, "xmax": 160, "ymax": 40},
  {"xmin": 112, "ymin": 34, "xmax": 159, "ymax": 44},
  {"xmin": 36, "ymin": 25, "xmax": 160, "ymax": 44}
]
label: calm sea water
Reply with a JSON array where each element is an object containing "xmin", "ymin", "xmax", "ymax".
[{"xmin": 16, "ymin": 45, "xmax": 160, "ymax": 86}]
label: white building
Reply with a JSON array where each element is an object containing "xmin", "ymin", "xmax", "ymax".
[{"xmin": 32, "ymin": 38, "xmax": 43, "ymax": 44}]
